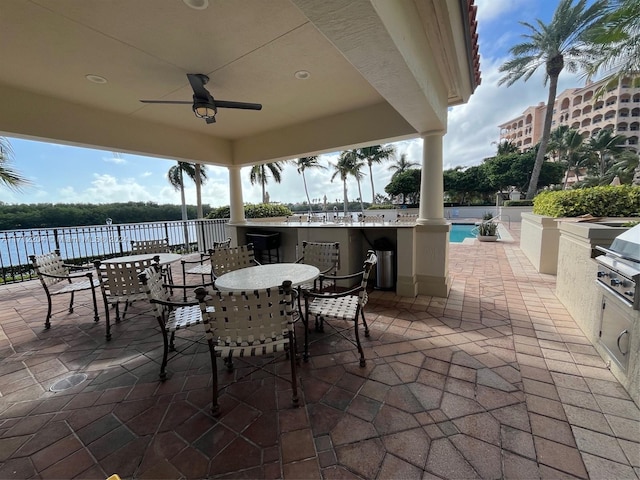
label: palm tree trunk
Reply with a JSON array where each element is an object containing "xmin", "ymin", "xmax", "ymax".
[
  {"xmin": 195, "ymin": 163, "xmax": 203, "ymax": 218},
  {"xmin": 179, "ymin": 170, "xmax": 188, "ymax": 221},
  {"xmin": 368, "ymin": 164, "xmax": 376, "ymax": 204},
  {"xmin": 526, "ymin": 74, "xmax": 559, "ymax": 199},
  {"xmin": 356, "ymin": 177, "xmax": 365, "ymax": 213},
  {"xmin": 342, "ymin": 180, "xmax": 348, "ymax": 215},
  {"xmin": 302, "ymin": 172, "xmax": 312, "ymax": 212}
]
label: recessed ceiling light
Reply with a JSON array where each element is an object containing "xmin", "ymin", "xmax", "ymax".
[
  {"xmin": 85, "ymin": 74, "xmax": 107, "ymax": 84},
  {"xmin": 294, "ymin": 70, "xmax": 311, "ymax": 80},
  {"xmin": 183, "ymin": 0, "xmax": 208, "ymax": 10}
]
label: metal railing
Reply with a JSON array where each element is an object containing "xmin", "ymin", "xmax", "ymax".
[{"xmin": 0, "ymin": 218, "xmax": 229, "ymax": 284}]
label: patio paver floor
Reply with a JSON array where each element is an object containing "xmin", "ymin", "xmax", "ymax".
[{"xmin": 0, "ymin": 223, "xmax": 638, "ymax": 479}]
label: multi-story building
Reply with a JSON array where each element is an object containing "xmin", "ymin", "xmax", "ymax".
[{"xmin": 498, "ymin": 75, "xmax": 640, "ymax": 152}]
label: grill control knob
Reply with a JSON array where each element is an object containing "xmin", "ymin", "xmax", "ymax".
[
  {"xmin": 624, "ymin": 291, "xmax": 634, "ymax": 297},
  {"xmin": 610, "ymin": 278, "xmax": 622, "ymax": 286},
  {"xmin": 597, "ymin": 271, "xmax": 608, "ymax": 278}
]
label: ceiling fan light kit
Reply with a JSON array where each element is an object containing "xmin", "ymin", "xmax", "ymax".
[{"xmin": 139, "ymin": 73, "xmax": 261, "ymax": 125}]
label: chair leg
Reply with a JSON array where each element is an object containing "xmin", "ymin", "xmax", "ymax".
[
  {"xmin": 103, "ymin": 299, "xmax": 112, "ymax": 341},
  {"xmin": 169, "ymin": 332, "xmax": 176, "ymax": 351},
  {"xmin": 90, "ymin": 286, "xmax": 99, "ymax": 323},
  {"xmin": 361, "ymin": 309, "xmax": 370, "ymax": 337},
  {"xmin": 44, "ymin": 290, "xmax": 53, "ymax": 329},
  {"xmin": 354, "ymin": 308, "xmax": 366, "ymax": 367},
  {"xmin": 68, "ymin": 291, "xmax": 75, "ymax": 313},
  {"xmin": 159, "ymin": 324, "xmax": 170, "ymax": 381},
  {"xmin": 209, "ymin": 340, "xmax": 220, "ymax": 416},
  {"xmin": 288, "ymin": 336, "xmax": 299, "ymax": 406}
]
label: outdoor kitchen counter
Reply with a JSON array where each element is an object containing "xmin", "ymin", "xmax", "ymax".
[
  {"xmin": 232, "ymin": 220, "xmax": 415, "ymax": 278},
  {"xmin": 555, "ymin": 220, "xmax": 640, "ymax": 407}
]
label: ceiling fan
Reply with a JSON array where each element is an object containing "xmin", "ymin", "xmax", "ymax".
[{"xmin": 139, "ymin": 73, "xmax": 262, "ymax": 124}]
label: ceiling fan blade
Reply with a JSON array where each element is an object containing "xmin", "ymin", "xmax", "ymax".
[
  {"xmin": 140, "ymin": 100, "xmax": 192, "ymax": 104},
  {"xmin": 214, "ymin": 100, "xmax": 262, "ymax": 110},
  {"xmin": 187, "ymin": 73, "xmax": 212, "ymax": 100}
]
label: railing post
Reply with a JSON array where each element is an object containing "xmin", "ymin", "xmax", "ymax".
[
  {"xmin": 53, "ymin": 228, "xmax": 60, "ymax": 251},
  {"xmin": 116, "ymin": 225, "xmax": 125, "ymax": 254}
]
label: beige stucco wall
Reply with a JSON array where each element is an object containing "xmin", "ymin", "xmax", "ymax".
[
  {"xmin": 520, "ymin": 213, "xmax": 560, "ymax": 274},
  {"xmin": 556, "ymin": 221, "xmax": 639, "ymax": 407}
]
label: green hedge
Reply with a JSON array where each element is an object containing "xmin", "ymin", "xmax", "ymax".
[
  {"xmin": 533, "ymin": 186, "xmax": 640, "ymax": 218},
  {"xmin": 504, "ymin": 200, "xmax": 534, "ymax": 207},
  {"xmin": 207, "ymin": 203, "xmax": 292, "ymax": 219}
]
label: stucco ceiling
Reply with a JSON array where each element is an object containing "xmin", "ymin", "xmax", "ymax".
[{"xmin": 0, "ymin": 0, "xmax": 478, "ymax": 167}]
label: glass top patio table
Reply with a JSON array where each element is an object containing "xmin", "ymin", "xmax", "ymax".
[
  {"xmin": 100, "ymin": 253, "xmax": 182, "ymax": 265},
  {"xmin": 214, "ymin": 263, "xmax": 320, "ymax": 291}
]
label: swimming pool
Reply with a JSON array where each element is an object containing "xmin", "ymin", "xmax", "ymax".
[{"xmin": 449, "ymin": 223, "xmax": 477, "ymax": 243}]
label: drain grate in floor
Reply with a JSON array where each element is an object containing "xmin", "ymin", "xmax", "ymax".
[{"xmin": 50, "ymin": 373, "xmax": 87, "ymax": 392}]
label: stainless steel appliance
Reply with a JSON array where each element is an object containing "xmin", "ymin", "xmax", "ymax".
[{"xmin": 595, "ymin": 223, "xmax": 640, "ymax": 371}]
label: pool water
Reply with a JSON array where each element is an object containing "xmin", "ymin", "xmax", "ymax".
[{"xmin": 449, "ymin": 224, "xmax": 476, "ymax": 243}]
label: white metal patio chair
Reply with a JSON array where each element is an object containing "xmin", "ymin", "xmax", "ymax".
[
  {"xmin": 131, "ymin": 238, "xmax": 173, "ymax": 283},
  {"xmin": 209, "ymin": 243, "xmax": 260, "ymax": 280},
  {"xmin": 302, "ymin": 250, "xmax": 377, "ymax": 367},
  {"xmin": 180, "ymin": 237, "xmax": 231, "ymax": 289},
  {"xmin": 295, "ymin": 241, "xmax": 340, "ymax": 292},
  {"xmin": 195, "ymin": 281, "xmax": 298, "ymax": 416},
  {"xmin": 29, "ymin": 249, "xmax": 100, "ymax": 329},
  {"xmin": 139, "ymin": 264, "xmax": 214, "ymax": 380},
  {"xmin": 93, "ymin": 256, "xmax": 159, "ymax": 340}
]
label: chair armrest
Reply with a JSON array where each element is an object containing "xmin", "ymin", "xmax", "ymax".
[
  {"xmin": 303, "ymin": 285, "xmax": 362, "ymax": 300},
  {"xmin": 39, "ymin": 271, "xmax": 93, "ymax": 281},
  {"xmin": 150, "ymin": 298, "xmax": 198, "ymax": 308},
  {"xmin": 163, "ymin": 281, "xmax": 215, "ymax": 291},
  {"xmin": 318, "ymin": 270, "xmax": 363, "ymax": 282},
  {"xmin": 65, "ymin": 263, "xmax": 93, "ymax": 272}
]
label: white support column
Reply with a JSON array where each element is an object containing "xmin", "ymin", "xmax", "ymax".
[
  {"xmin": 411, "ymin": 131, "xmax": 450, "ymax": 298},
  {"xmin": 417, "ymin": 132, "xmax": 447, "ymax": 225},
  {"xmin": 228, "ymin": 166, "xmax": 246, "ymax": 225}
]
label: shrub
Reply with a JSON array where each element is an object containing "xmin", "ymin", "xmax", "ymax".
[
  {"xmin": 504, "ymin": 200, "xmax": 534, "ymax": 207},
  {"xmin": 207, "ymin": 203, "xmax": 292, "ymax": 219},
  {"xmin": 478, "ymin": 221, "xmax": 498, "ymax": 236},
  {"xmin": 533, "ymin": 186, "xmax": 640, "ymax": 218}
]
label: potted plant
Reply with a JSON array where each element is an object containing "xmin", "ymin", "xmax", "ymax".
[{"xmin": 477, "ymin": 220, "xmax": 499, "ymax": 242}]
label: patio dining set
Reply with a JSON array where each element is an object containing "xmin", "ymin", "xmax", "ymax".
[{"xmin": 28, "ymin": 239, "xmax": 377, "ymax": 416}]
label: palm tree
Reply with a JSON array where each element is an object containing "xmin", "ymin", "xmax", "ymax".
[
  {"xmin": 498, "ymin": 0, "xmax": 608, "ymax": 199},
  {"xmin": 388, "ymin": 153, "xmax": 418, "ymax": 177},
  {"xmin": 547, "ymin": 125, "xmax": 570, "ymax": 162},
  {"xmin": 0, "ymin": 137, "xmax": 31, "ymax": 191},
  {"xmin": 331, "ymin": 152, "xmax": 355, "ymax": 214},
  {"xmin": 587, "ymin": 129, "xmax": 627, "ymax": 177},
  {"xmin": 168, "ymin": 162, "xmax": 207, "ymax": 221},
  {"xmin": 249, "ymin": 161, "xmax": 287, "ymax": 204},
  {"xmin": 356, "ymin": 144, "xmax": 395, "ymax": 204},
  {"xmin": 296, "ymin": 156, "xmax": 326, "ymax": 211},
  {"xmin": 495, "ymin": 140, "xmax": 519, "ymax": 156},
  {"xmin": 346, "ymin": 150, "xmax": 367, "ymax": 213},
  {"xmin": 584, "ymin": 0, "xmax": 640, "ymax": 82},
  {"xmin": 562, "ymin": 129, "xmax": 586, "ymax": 189}
]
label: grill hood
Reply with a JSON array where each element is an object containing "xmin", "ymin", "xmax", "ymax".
[{"xmin": 609, "ymin": 223, "xmax": 640, "ymax": 263}]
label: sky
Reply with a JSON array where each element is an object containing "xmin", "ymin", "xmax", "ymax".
[{"xmin": 1, "ymin": 0, "xmax": 594, "ymax": 208}]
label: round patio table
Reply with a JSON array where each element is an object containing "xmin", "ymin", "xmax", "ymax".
[{"xmin": 214, "ymin": 263, "xmax": 319, "ymax": 292}]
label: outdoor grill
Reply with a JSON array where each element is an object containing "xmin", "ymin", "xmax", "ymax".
[
  {"xmin": 595, "ymin": 224, "xmax": 640, "ymax": 310},
  {"xmin": 594, "ymin": 223, "xmax": 640, "ymax": 373}
]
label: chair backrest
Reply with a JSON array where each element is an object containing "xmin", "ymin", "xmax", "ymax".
[
  {"xmin": 94, "ymin": 256, "xmax": 159, "ymax": 299},
  {"xmin": 138, "ymin": 264, "xmax": 172, "ymax": 319},
  {"xmin": 209, "ymin": 243, "xmax": 257, "ymax": 278},
  {"xmin": 359, "ymin": 250, "xmax": 377, "ymax": 306},
  {"xmin": 299, "ymin": 241, "xmax": 340, "ymax": 275},
  {"xmin": 131, "ymin": 238, "xmax": 170, "ymax": 254},
  {"xmin": 195, "ymin": 281, "xmax": 295, "ymax": 347},
  {"xmin": 30, "ymin": 249, "xmax": 69, "ymax": 287},
  {"xmin": 212, "ymin": 238, "xmax": 231, "ymax": 250}
]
